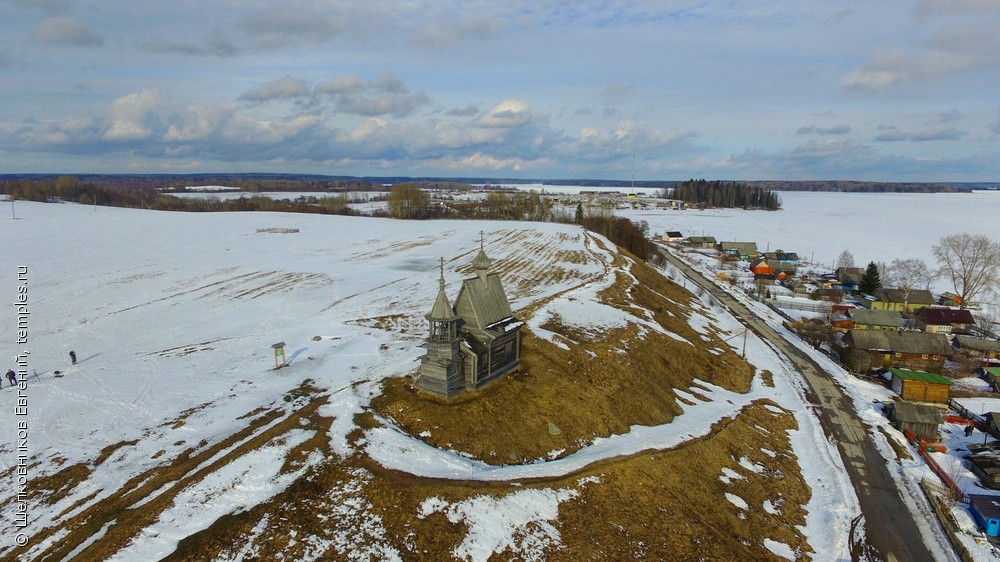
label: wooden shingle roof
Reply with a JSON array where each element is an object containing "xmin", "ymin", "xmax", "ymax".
[
  {"xmin": 954, "ymin": 335, "xmax": 1000, "ymax": 353},
  {"xmin": 875, "ymin": 288, "xmax": 936, "ymax": 305},
  {"xmin": 888, "ymin": 400, "xmax": 943, "ymax": 424},
  {"xmin": 849, "ymin": 308, "xmax": 903, "ymax": 328},
  {"xmin": 847, "ymin": 330, "xmax": 952, "ymax": 356}
]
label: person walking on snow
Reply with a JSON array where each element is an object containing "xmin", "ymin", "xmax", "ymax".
[
  {"xmin": 5, "ymin": 369, "xmax": 15, "ymax": 386},
  {"xmin": 69, "ymin": 350, "xmax": 76, "ymax": 365}
]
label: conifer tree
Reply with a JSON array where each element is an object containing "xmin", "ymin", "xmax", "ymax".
[{"xmin": 859, "ymin": 261, "xmax": 882, "ymax": 295}]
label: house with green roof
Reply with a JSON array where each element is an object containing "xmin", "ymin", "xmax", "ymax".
[{"xmin": 888, "ymin": 368, "xmax": 953, "ymax": 403}]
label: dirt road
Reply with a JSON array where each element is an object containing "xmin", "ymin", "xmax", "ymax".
[{"xmin": 658, "ymin": 247, "xmax": 939, "ymax": 562}]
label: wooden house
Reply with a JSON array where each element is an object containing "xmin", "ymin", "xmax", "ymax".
[
  {"xmin": 888, "ymin": 368, "xmax": 953, "ymax": 404},
  {"xmin": 761, "ymin": 250, "xmax": 799, "ymax": 275},
  {"xmin": 686, "ymin": 236, "xmax": 717, "ymax": 249},
  {"xmin": 662, "ymin": 231, "xmax": 684, "ymax": 243},
  {"xmin": 749, "ymin": 257, "xmax": 773, "ymax": 276},
  {"xmin": 883, "ymin": 400, "xmax": 942, "ymax": 441},
  {"xmin": 869, "ymin": 288, "xmax": 936, "ymax": 314},
  {"xmin": 841, "ymin": 330, "xmax": 952, "ymax": 373},
  {"xmin": 969, "ymin": 495, "xmax": 1000, "ymax": 536},
  {"xmin": 954, "ymin": 335, "xmax": 1000, "ymax": 362},
  {"xmin": 811, "ymin": 287, "xmax": 844, "ymax": 303},
  {"xmin": 848, "ymin": 308, "xmax": 903, "ymax": 331},
  {"xmin": 914, "ymin": 307, "xmax": 975, "ymax": 335},
  {"xmin": 418, "ymin": 244, "xmax": 523, "ymax": 399},
  {"xmin": 718, "ymin": 241, "xmax": 758, "ymax": 260},
  {"xmin": 835, "ymin": 267, "xmax": 864, "ymax": 293}
]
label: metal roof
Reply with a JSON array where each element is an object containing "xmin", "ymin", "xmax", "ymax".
[
  {"xmin": 970, "ymin": 494, "xmax": 1000, "ymax": 520},
  {"xmin": 888, "ymin": 368, "xmax": 952, "ymax": 385}
]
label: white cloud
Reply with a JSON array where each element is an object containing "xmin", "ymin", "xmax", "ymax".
[
  {"xmin": 165, "ymin": 104, "xmax": 235, "ymax": 142},
  {"xmin": 32, "ymin": 16, "xmax": 103, "ymax": 46},
  {"xmin": 474, "ymin": 100, "xmax": 532, "ymax": 128},
  {"xmin": 221, "ymin": 113, "xmax": 321, "ymax": 144},
  {"xmin": 335, "ymin": 92, "xmax": 430, "ymax": 118},
  {"xmin": 104, "ymin": 89, "xmax": 169, "ymax": 141},
  {"xmin": 239, "ymin": 76, "xmax": 310, "ymax": 102},
  {"xmin": 797, "ymin": 124, "xmax": 851, "ymax": 135},
  {"xmin": 315, "ymin": 75, "xmax": 365, "ymax": 95}
]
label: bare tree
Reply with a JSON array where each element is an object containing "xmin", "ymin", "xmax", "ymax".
[
  {"xmin": 932, "ymin": 233, "xmax": 1000, "ymax": 309},
  {"xmin": 876, "ymin": 261, "xmax": 890, "ymax": 288},
  {"xmin": 836, "ymin": 250, "xmax": 856, "ymax": 270},
  {"xmin": 886, "ymin": 258, "xmax": 932, "ymax": 313}
]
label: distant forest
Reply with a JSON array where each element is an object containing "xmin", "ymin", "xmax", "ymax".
[{"xmin": 668, "ymin": 179, "xmax": 781, "ymax": 210}]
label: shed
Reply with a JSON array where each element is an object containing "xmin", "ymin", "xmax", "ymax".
[
  {"xmin": 889, "ymin": 368, "xmax": 953, "ymax": 404},
  {"xmin": 969, "ymin": 494, "xmax": 1000, "ymax": 536},
  {"xmin": 662, "ymin": 231, "xmax": 684, "ymax": 243},
  {"xmin": 883, "ymin": 400, "xmax": 942, "ymax": 441},
  {"xmin": 970, "ymin": 454, "xmax": 1000, "ymax": 491}
]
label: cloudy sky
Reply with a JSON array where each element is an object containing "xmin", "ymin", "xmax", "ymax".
[{"xmin": 2, "ymin": 1, "xmax": 998, "ymax": 181}]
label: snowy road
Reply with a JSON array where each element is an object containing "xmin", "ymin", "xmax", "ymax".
[{"xmin": 657, "ymin": 245, "xmax": 940, "ymax": 562}]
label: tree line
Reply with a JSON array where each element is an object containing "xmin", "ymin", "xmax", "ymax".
[
  {"xmin": 3, "ymin": 176, "xmax": 662, "ymax": 263},
  {"xmin": 666, "ymin": 179, "xmax": 780, "ymax": 210},
  {"xmin": 1, "ymin": 176, "xmax": 359, "ymax": 216}
]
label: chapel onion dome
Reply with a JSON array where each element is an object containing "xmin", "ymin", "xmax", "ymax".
[{"xmin": 472, "ymin": 248, "xmax": 491, "ymax": 272}]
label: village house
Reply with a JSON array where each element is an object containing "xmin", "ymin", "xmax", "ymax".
[
  {"xmin": 914, "ymin": 307, "xmax": 975, "ymax": 335},
  {"xmin": 835, "ymin": 267, "xmax": 864, "ymax": 293},
  {"xmin": 887, "ymin": 368, "xmax": 953, "ymax": 404},
  {"xmin": 953, "ymin": 335, "xmax": 1000, "ymax": 363},
  {"xmin": 686, "ymin": 235, "xmax": 717, "ymax": 249},
  {"xmin": 866, "ymin": 288, "xmax": 936, "ymax": 314},
  {"xmin": 841, "ymin": 329, "xmax": 952, "ymax": 373},
  {"xmin": 760, "ymin": 250, "xmax": 799, "ymax": 275},
  {"xmin": 417, "ymin": 242, "xmax": 523, "ymax": 399},
  {"xmin": 883, "ymin": 400, "xmax": 943, "ymax": 441},
  {"xmin": 661, "ymin": 230, "xmax": 684, "ymax": 243},
  {"xmin": 718, "ymin": 241, "xmax": 758, "ymax": 261},
  {"xmin": 811, "ymin": 287, "xmax": 844, "ymax": 303},
  {"xmin": 848, "ymin": 308, "xmax": 903, "ymax": 331}
]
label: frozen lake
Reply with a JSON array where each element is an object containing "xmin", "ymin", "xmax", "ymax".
[{"xmin": 619, "ymin": 190, "xmax": 1000, "ymax": 274}]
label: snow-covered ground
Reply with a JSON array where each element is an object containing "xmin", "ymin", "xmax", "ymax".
[
  {"xmin": 621, "ymin": 190, "xmax": 1000, "ymax": 279},
  {"xmin": 0, "ymin": 197, "xmax": 967, "ymax": 560},
  {"xmin": 660, "ymin": 243, "xmax": 1000, "ymax": 560}
]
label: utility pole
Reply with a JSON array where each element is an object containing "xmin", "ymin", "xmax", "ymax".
[{"xmin": 10, "ymin": 199, "xmax": 14, "ymax": 220}]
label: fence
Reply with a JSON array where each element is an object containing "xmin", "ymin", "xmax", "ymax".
[{"xmin": 768, "ymin": 297, "xmax": 833, "ymax": 314}]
